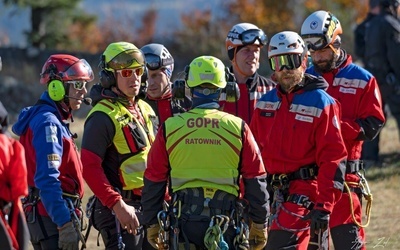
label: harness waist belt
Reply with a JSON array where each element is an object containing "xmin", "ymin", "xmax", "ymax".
[
  {"xmin": 268, "ymin": 164, "xmax": 319, "ymax": 186},
  {"xmin": 286, "ymin": 193, "xmax": 314, "ymax": 210},
  {"xmin": 346, "ymin": 160, "xmax": 363, "ymax": 174}
]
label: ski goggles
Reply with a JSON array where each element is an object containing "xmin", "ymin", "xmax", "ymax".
[
  {"xmin": 269, "ymin": 54, "xmax": 303, "ymax": 71},
  {"xmin": 116, "ymin": 67, "xmax": 145, "ymax": 78},
  {"xmin": 228, "ymin": 29, "xmax": 268, "ymax": 46},
  {"xmin": 107, "ymin": 50, "xmax": 145, "ymax": 70},
  {"xmin": 145, "ymin": 54, "xmax": 174, "ymax": 71},
  {"xmin": 65, "ymin": 80, "xmax": 87, "ymax": 90},
  {"xmin": 302, "ymin": 34, "xmax": 329, "ymax": 51}
]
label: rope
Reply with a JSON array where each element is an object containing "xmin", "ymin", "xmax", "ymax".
[
  {"xmin": 204, "ymin": 215, "xmax": 230, "ymax": 250},
  {"xmin": 344, "ymin": 176, "xmax": 373, "ymax": 228},
  {"xmin": 233, "ymin": 221, "xmax": 249, "ymax": 250}
]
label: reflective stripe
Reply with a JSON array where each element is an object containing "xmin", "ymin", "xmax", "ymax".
[
  {"xmin": 290, "ymin": 103, "xmax": 323, "ymax": 118},
  {"xmin": 256, "ymin": 100, "xmax": 280, "ymax": 110}
]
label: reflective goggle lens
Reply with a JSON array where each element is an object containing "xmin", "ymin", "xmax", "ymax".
[
  {"xmin": 302, "ymin": 35, "xmax": 328, "ymax": 51},
  {"xmin": 269, "ymin": 54, "xmax": 302, "ymax": 71},
  {"xmin": 117, "ymin": 67, "xmax": 144, "ymax": 78},
  {"xmin": 66, "ymin": 80, "xmax": 87, "ymax": 90},
  {"xmin": 63, "ymin": 59, "xmax": 94, "ymax": 82},
  {"xmin": 107, "ymin": 50, "xmax": 145, "ymax": 70},
  {"xmin": 241, "ymin": 29, "xmax": 268, "ymax": 46},
  {"xmin": 145, "ymin": 54, "xmax": 162, "ymax": 70}
]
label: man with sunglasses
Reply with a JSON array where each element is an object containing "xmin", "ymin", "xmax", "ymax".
[
  {"xmin": 301, "ymin": 11, "xmax": 385, "ymax": 250},
  {"xmin": 81, "ymin": 41, "xmax": 157, "ymax": 250},
  {"xmin": 250, "ymin": 31, "xmax": 347, "ymax": 250},
  {"xmin": 222, "ymin": 22, "xmax": 276, "ymax": 124},
  {"xmin": 141, "ymin": 43, "xmax": 192, "ymax": 126},
  {"xmin": 12, "ymin": 54, "xmax": 94, "ymax": 250}
]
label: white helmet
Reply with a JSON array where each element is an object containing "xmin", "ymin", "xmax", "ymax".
[
  {"xmin": 268, "ymin": 31, "xmax": 306, "ymax": 58},
  {"xmin": 225, "ymin": 23, "xmax": 268, "ymax": 60},
  {"xmin": 268, "ymin": 31, "xmax": 307, "ymax": 71},
  {"xmin": 300, "ymin": 10, "xmax": 342, "ymax": 50}
]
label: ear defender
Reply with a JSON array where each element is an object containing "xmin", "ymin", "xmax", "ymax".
[
  {"xmin": 99, "ymin": 54, "xmax": 116, "ymax": 89},
  {"xmin": 221, "ymin": 67, "xmax": 240, "ymax": 102},
  {"xmin": 48, "ymin": 79, "xmax": 66, "ymax": 101},
  {"xmin": 172, "ymin": 65, "xmax": 190, "ymax": 100}
]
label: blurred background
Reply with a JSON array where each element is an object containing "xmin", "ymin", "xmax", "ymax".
[{"xmin": 0, "ymin": 0, "xmax": 370, "ymax": 123}]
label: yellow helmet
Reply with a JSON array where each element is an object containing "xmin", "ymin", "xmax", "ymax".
[
  {"xmin": 102, "ymin": 41, "xmax": 145, "ymax": 70},
  {"xmin": 187, "ymin": 56, "xmax": 226, "ymax": 88}
]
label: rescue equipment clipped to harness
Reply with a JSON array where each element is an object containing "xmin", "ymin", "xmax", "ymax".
[
  {"xmin": 344, "ymin": 171, "xmax": 373, "ymax": 228},
  {"xmin": 204, "ymin": 215, "xmax": 230, "ymax": 250}
]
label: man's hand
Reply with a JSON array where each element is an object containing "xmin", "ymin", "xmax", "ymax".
[
  {"xmin": 58, "ymin": 221, "xmax": 78, "ymax": 250},
  {"xmin": 248, "ymin": 222, "xmax": 268, "ymax": 250},
  {"xmin": 147, "ymin": 224, "xmax": 161, "ymax": 249},
  {"xmin": 302, "ymin": 209, "xmax": 330, "ymax": 237},
  {"xmin": 112, "ymin": 199, "xmax": 140, "ymax": 235}
]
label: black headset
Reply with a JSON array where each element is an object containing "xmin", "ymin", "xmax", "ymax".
[
  {"xmin": 99, "ymin": 54, "xmax": 116, "ymax": 89},
  {"xmin": 47, "ymin": 64, "xmax": 66, "ymax": 101},
  {"xmin": 172, "ymin": 65, "xmax": 240, "ymax": 102}
]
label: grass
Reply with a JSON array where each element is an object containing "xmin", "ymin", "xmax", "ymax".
[{"xmin": 362, "ymin": 117, "xmax": 400, "ymax": 249}]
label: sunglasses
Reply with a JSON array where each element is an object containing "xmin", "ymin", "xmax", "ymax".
[
  {"xmin": 65, "ymin": 80, "xmax": 87, "ymax": 90},
  {"xmin": 117, "ymin": 67, "xmax": 144, "ymax": 78},
  {"xmin": 269, "ymin": 54, "xmax": 303, "ymax": 71},
  {"xmin": 145, "ymin": 54, "xmax": 174, "ymax": 71}
]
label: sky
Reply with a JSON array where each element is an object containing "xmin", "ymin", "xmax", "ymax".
[{"xmin": 0, "ymin": 0, "xmax": 222, "ymax": 48}]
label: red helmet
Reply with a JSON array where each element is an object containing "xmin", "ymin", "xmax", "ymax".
[{"xmin": 40, "ymin": 54, "xmax": 94, "ymax": 85}]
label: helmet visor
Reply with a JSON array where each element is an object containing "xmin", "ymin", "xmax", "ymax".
[
  {"xmin": 240, "ymin": 29, "xmax": 268, "ymax": 46},
  {"xmin": 63, "ymin": 59, "xmax": 94, "ymax": 81},
  {"xmin": 145, "ymin": 54, "xmax": 174, "ymax": 71},
  {"xmin": 269, "ymin": 54, "xmax": 302, "ymax": 71},
  {"xmin": 302, "ymin": 35, "xmax": 328, "ymax": 51},
  {"xmin": 107, "ymin": 50, "xmax": 145, "ymax": 70}
]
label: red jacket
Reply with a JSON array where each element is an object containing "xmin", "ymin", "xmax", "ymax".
[
  {"xmin": 0, "ymin": 134, "xmax": 28, "ymax": 250},
  {"xmin": 307, "ymin": 53, "xmax": 385, "ymax": 160},
  {"xmin": 250, "ymin": 74, "xmax": 347, "ymax": 213}
]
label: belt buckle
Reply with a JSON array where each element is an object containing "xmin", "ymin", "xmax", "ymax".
[{"xmin": 299, "ymin": 167, "xmax": 312, "ymax": 179}]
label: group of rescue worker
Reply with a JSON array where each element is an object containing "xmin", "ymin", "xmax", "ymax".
[{"xmin": 1, "ymin": 3, "xmax": 395, "ymax": 250}]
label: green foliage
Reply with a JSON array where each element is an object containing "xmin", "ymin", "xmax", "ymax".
[{"xmin": 2, "ymin": 0, "xmax": 97, "ymax": 50}]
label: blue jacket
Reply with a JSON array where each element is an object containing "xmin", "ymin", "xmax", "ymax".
[{"xmin": 12, "ymin": 92, "xmax": 84, "ymax": 227}]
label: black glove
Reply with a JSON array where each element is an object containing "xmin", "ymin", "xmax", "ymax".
[{"xmin": 302, "ymin": 209, "xmax": 330, "ymax": 237}]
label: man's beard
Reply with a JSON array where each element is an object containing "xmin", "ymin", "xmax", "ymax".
[
  {"xmin": 277, "ymin": 70, "xmax": 304, "ymax": 93},
  {"xmin": 313, "ymin": 55, "xmax": 337, "ymax": 74}
]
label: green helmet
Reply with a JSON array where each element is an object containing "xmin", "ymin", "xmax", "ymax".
[
  {"xmin": 102, "ymin": 42, "xmax": 145, "ymax": 71},
  {"xmin": 187, "ymin": 56, "xmax": 226, "ymax": 88}
]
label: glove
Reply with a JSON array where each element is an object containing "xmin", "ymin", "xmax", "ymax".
[
  {"xmin": 248, "ymin": 222, "xmax": 268, "ymax": 250},
  {"xmin": 58, "ymin": 221, "xmax": 79, "ymax": 250},
  {"xmin": 302, "ymin": 209, "xmax": 330, "ymax": 237},
  {"xmin": 147, "ymin": 224, "xmax": 160, "ymax": 249}
]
